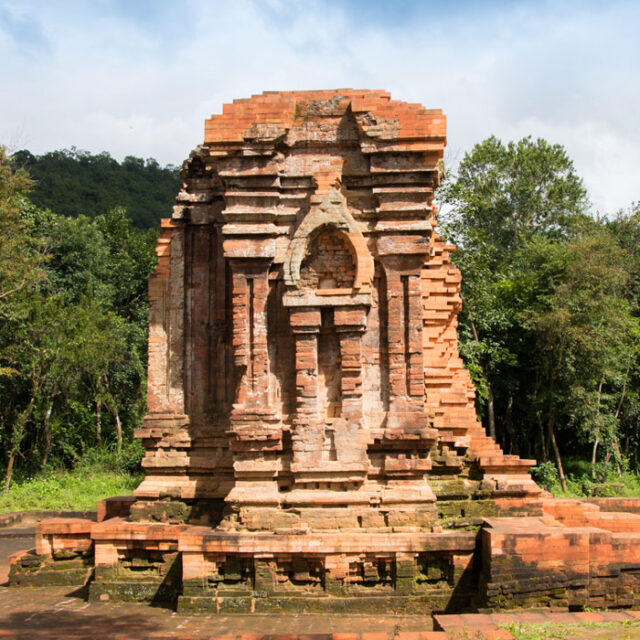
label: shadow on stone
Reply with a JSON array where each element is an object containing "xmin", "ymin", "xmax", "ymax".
[
  {"xmin": 150, "ymin": 553, "xmax": 182, "ymax": 609},
  {"xmin": 443, "ymin": 535, "xmax": 483, "ymax": 614},
  {"xmin": 0, "ymin": 609, "xmax": 162, "ymax": 639},
  {"xmin": 65, "ymin": 569, "xmax": 93, "ymax": 600}
]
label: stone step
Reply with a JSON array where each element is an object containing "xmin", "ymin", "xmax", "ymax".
[{"xmin": 477, "ymin": 456, "xmax": 536, "ymax": 468}]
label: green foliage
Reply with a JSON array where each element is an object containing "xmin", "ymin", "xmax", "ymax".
[
  {"xmin": 440, "ymin": 136, "xmax": 640, "ymax": 482},
  {"xmin": 0, "ymin": 148, "xmax": 43, "ymax": 306},
  {"xmin": 441, "ymin": 135, "xmax": 587, "ymax": 255},
  {"xmin": 513, "ymin": 226, "xmax": 638, "ymax": 455},
  {"xmin": 11, "ymin": 148, "xmax": 180, "ymax": 229},
  {"xmin": 0, "ymin": 150, "xmax": 157, "ymax": 488},
  {"xmin": 531, "ymin": 461, "xmax": 558, "ymax": 491},
  {"xmin": 439, "ymin": 136, "xmax": 589, "ymax": 436},
  {"xmin": 79, "ymin": 439, "xmax": 145, "ymax": 476},
  {"xmin": 535, "ymin": 458, "xmax": 640, "ymax": 498}
]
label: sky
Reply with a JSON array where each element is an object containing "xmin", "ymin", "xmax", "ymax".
[{"xmin": 1, "ymin": 0, "xmax": 638, "ymax": 215}]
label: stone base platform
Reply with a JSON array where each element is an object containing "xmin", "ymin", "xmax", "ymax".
[
  {"xmin": 89, "ymin": 518, "xmax": 188, "ymax": 605},
  {"xmin": 10, "ymin": 497, "xmax": 640, "ymax": 615},
  {"xmin": 8, "ymin": 518, "xmax": 93, "ymax": 588},
  {"xmin": 178, "ymin": 527, "xmax": 477, "ymax": 614},
  {"xmin": 482, "ymin": 498, "xmax": 640, "ymax": 610}
]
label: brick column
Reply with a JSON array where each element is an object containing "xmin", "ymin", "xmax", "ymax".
[
  {"xmin": 289, "ymin": 309, "xmax": 322, "ymax": 470},
  {"xmin": 379, "ymin": 254, "xmax": 426, "ymax": 413},
  {"xmin": 290, "ymin": 309, "xmax": 322, "ymax": 427},
  {"xmin": 405, "ymin": 272, "xmax": 426, "ymax": 400},
  {"xmin": 382, "ymin": 266, "xmax": 408, "ymax": 406},
  {"xmin": 146, "ymin": 219, "xmax": 186, "ymax": 416},
  {"xmin": 334, "ymin": 306, "xmax": 367, "ymax": 426},
  {"xmin": 225, "ymin": 257, "xmax": 281, "ymax": 508},
  {"xmin": 228, "ymin": 258, "xmax": 279, "ymax": 431}
]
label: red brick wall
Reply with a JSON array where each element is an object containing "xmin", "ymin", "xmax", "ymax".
[{"xmin": 299, "ymin": 228, "xmax": 356, "ymax": 290}]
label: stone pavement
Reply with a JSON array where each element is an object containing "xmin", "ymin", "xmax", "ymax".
[
  {"xmin": 0, "ymin": 585, "xmax": 441, "ymax": 639},
  {"xmin": 435, "ymin": 610, "xmax": 640, "ymax": 638},
  {"xmin": 4, "ymin": 582, "xmax": 640, "ymax": 640}
]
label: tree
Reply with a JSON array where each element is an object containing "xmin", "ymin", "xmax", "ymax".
[
  {"xmin": 504, "ymin": 226, "xmax": 638, "ymax": 490},
  {"xmin": 606, "ymin": 204, "xmax": 640, "ymax": 468},
  {"xmin": 0, "ymin": 147, "xmax": 43, "ymax": 307},
  {"xmin": 0, "ymin": 147, "xmax": 46, "ymax": 486},
  {"xmin": 437, "ymin": 137, "xmax": 640, "ymax": 489},
  {"xmin": 439, "ymin": 136, "xmax": 588, "ymax": 449},
  {"xmin": 0, "ymin": 151, "xmax": 157, "ymax": 484}
]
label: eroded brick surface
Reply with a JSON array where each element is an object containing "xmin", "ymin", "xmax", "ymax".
[{"xmin": 136, "ymin": 89, "xmax": 541, "ymax": 522}]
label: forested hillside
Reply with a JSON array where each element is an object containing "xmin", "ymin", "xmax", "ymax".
[{"xmin": 11, "ymin": 148, "xmax": 180, "ymax": 229}]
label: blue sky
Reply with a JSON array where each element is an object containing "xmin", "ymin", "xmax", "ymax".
[{"xmin": 1, "ymin": 0, "xmax": 638, "ymax": 214}]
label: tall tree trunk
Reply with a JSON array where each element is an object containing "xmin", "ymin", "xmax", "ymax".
[
  {"xmin": 546, "ymin": 366, "xmax": 566, "ymax": 492},
  {"xmin": 4, "ymin": 451, "xmax": 17, "ymax": 495},
  {"xmin": 40, "ymin": 399, "xmax": 54, "ymax": 470},
  {"xmin": 114, "ymin": 409, "xmax": 122, "ymax": 455},
  {"xmin": 612, "ymin": 437, "xmax": 623, "ymax": 477},
  {"xmin": 96, "ymin": 400, "xmax": 102, "ymax": 450},
  {"xmin": 537, "ymin": 411, "xmax": 548, "ymax": 461},
  {"xmin": 505, "ymin": 394, "xmax": 518, "ymax": 454},
  {"xmin": 612, "ymin": 357, "xmax": 632, "ymax": 477},
  {"xmin": 487, "ymin": 384, "xmax": 497, "ymax": 441},
  {"xmin": 547, "ymin": 411, "xmax": 567, "ymax": 492},
  {"xmin": 469, "ymin": 317, "xmax": 497, "ymax": 440},
  {"xmin": 592, "ymin": 378, "xmax": 604, "ymax": 479},
  {"xmin": 591, "ymin": 437, "xmax": 599, "ymax": 480},
  {"xmin": 615, "ymin": 354, "xmax": 632, "ymax": 420},
  {"xmin": 5, "ymin": 394, "xmax": 36, "ymax": 492}
]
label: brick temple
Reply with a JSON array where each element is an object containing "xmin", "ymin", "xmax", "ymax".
[
  {"xmin": 136, "ymin": 89, "xmax": 539, "ymax": 525},
  {"xmin": 12, "ymin": 91, "xmax": 640, "ymax": 614}
]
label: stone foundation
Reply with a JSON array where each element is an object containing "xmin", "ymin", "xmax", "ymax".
[
  {"xmin": 12, "ymin": 498, "xmax": 640, "ymax": 613},
  {"xmin": 177, "ymin": 528, "xmax": 478, "ymax": 613},
  {"xmin": 481, "ymin": 499, "xmax": 640, "ymax": 610},
  {"xmin": 8, "ymin": 518, "xmax": 93, "ymax": 588}
]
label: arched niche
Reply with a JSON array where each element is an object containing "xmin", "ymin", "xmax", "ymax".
[
  {"xmin": 299, "ymin": 225, "xmax": 357, "ymax": 292},
  {"xmin": 284, "ymin": 200, "xmax": 373, "ymax": 293}
]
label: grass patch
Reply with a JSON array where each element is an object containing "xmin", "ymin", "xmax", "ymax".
[
  {"xmin": 0, "ymin": 441, "xmax": 144, "ymax": 512},
  {"xmin": 532, "ymin": 458, "xmax": 640, "ymax": 498},
  {"xmin": 503, "ymin": 620, "xmax": 640, "ymax": 640},
  {"xmin": 0, "ymin": 466, "xmax": 142, "ymax": 512}
]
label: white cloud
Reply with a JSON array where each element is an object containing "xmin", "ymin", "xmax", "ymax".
[{"xmin": 0, "ymin": 0, "xmax": 638, "ymax": 213}]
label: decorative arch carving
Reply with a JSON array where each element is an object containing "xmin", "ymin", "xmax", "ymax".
[{"xmin": 284, "ymin": 192, "xmax": 373, "ymax": 291}]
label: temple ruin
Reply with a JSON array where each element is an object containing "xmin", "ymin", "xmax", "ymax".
[
  {"xmin": 136, "ymin": 89, "xmax": 539, "ymax": 524},
  {"xmin": 12, "ymin": 91, "xmax": 640, "ymax": 615}
]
